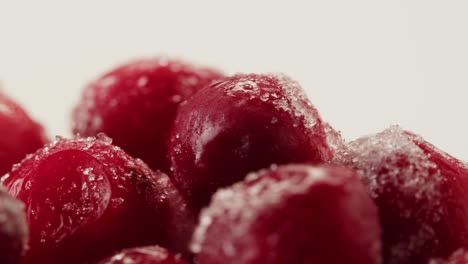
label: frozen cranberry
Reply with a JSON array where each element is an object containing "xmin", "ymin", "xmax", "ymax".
[
  {"xmin": 334, "ymin": 126, "xmax": 468, "ymax": 264},
  {"xmin": 429, "ymin": 249, "xmax": 468, "ymax": 264},
  {"xmin": 2, "ymin": 135, "xmax": 194, "ymax": 264},
  {"xmin": 98, "ymin": 246, "xmax": 188, "ymax": 264},
  {"xmin": 0, "ymin": 186, "xmax": 27, "ymax": 264},
  {"xmin": 168, "ymin": 74, "xmax": 338, "ymax": 212},
  {"xmin": 191, "ymin": 164, "xmax": 381, "ymax": 264},
  {"xmin": 72, "ymin": 58, "xmax": 223, "ymax": 173},
  {"xmin": 0, "ymin": 93, "xmax": 48, "ymax": 176}
]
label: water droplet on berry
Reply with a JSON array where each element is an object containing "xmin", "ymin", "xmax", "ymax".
[
  {"xmin": 171, "ymin": 95, "xmax": 182, "ymax": 103},
  {"xmin": 137, "ymin": 76, "xmax": 148, "ymax": 87}
]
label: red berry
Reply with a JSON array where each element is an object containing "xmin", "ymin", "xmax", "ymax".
[
  {"xmin": 429, "ymin": 249, "xmax": 468, "ymax": 264},
  {"xmin": 0, "ymin": 93, "xmax": 48, "ymax": 175},
  {"xmin": 168, "ymin": 74, "xmax": 339, "ymax": 212},
  {"xmin": 191, "ymin": 164, "xmax": 381, "ymax": 264},
  {"xmin": 72, "ymin": 58, "xmax": 223, "ymax": 172},
  {"xmin": 334, "ymin": 126, "xmax": 468, "ymax": 264},
  {"xmin": 2, "ymin": 135, "xmax": 194, "ymax": 264},
  {"xmin": 0, "ymin": 186, "xmax": 27, "ymax": 264},
  {"xmin": 98, "ymin": 246, "xmax": 188, "ymax": 264}
]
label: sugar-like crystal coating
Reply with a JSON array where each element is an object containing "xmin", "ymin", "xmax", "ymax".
[
  {"xmin": 1, "ymin": 135, "xmax": 194, "ymax": 264},
  {"xmin": 0, "ymin": 186, "xmax": 27, "ymax": 264},
  {"xmin": 168, "ymin": 74, "xmax": 340, "ymax": 212},
  {"xmin": 0, "ymin": 93, "xmax": 48, "ymax": 176},
  {"xmin": 429, "ymin": 249, "xmax": 468, "ymax": 264},
  {"xmin": 191, "ymin": 164, "xmax": 381, "ymax": 264},
  {"xmin": 72, "ymin": 58, "xmax": 223, "ymax": 172},
  {"xmin": 98, "ymin": 246, "xmax": 188, "ymax": 264},
  {"xmin": 334, "ymin": 126, "xmax": 468, "ymax": 264}
]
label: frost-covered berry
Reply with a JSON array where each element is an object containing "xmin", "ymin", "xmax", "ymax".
[
  {"xmin": 2, "ymin": 135, "xmax": 194, "ymax": 264},
  {"xmin": 0, "ymin": 93, "xmax": 48, "ymax": 175},
  {"xmin": 191, "ymin": 164, "xmax": 381, "ymax": 264},
  {"xmin": 72, "ymin": 58, "xmax": 223, "ymax": 172},
  {"xmin": 168, "ymin": 74, "xmax": 340, "ymax": 212},
  {"xmin": 334, "ymin": 126, "xmax": 468, "ymax": 264}
]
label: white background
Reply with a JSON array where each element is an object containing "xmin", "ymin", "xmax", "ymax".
[{"xmin": 0, "ymin": 1, "xmax": 467, "ymax": 159}]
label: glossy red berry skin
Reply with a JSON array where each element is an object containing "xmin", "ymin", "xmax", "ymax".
[
  {"xmin": 429, "ymin": 249, "xmax": 468, "ymax": 264},
  {"xmin": 0, "ymin": 186, "xmax": 27, "ymax": 264},
  {"xmin": 334, "ymin": 126, "xmax": 468, "ymax": 264},
  {"xmin": 2, "ymin": 136, "xmax": 194, "ymax": 264},
  {"xmin": 98, "ymin": 246, "xmax": 188, "ymax": 264},
  {"xmin": 191, "ymin": 164, "xmax": 381, "ymax": 264},
  {"xmin": 0, "ymin": 93, "xmax": 48, "ymax": 176},
  {"xmin": 168, "ymin": 74, "xmax": 338, "ymax": 212},
  {"xmin": 72, "ymin": 58, "xmax": 223, "ymax": 173}
]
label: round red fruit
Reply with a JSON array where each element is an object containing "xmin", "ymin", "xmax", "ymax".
[
  {"xmin": 0, "ymin": 93, "xmax": 48, "ymax": 175},
  {"xmin": 168, "ymin": 74, "xmax": 339, "ymax": 212},
  {"xmin": 0, "ymin": 186, "xmax": 27, "ymax": 264},
  {"xmin": 72, "ymin": 58, "xmax": 223, "ymax": 172},
  {"xmin": 334, "ymin": 126, "xmax": 468, "ymax": 264},
  {"xmin": 98, "ymin": 246, "xmax": 188, "ymax": 264},
  {"xmin": 191, "ymin": 164, "xmax": 381, "ymax": 264},
  {"xmin": 2, "ymin": 135, "xmax": 194, "ymax": 264}
]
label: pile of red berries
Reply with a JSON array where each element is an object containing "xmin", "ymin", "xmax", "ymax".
[{"xmin": 0, "ymin": 57, "xmax": 467, "ymax": 264}]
